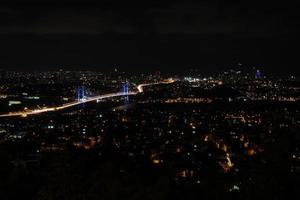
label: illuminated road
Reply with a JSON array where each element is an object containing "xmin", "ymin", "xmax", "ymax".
[
  {"xmin": 137, "ymin": 78, "xmax": 175, "ymax": 93},
  {"xmin": 0, "ymin": 79, "xmax": 175, "ymax": 118},
  {"xmin": 0, "ymin": 92, "xmax": 137, "ymax": 117}
]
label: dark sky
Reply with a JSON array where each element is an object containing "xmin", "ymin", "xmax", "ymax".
[{"xmin": 0, "ymin": 0, "xmax": 300, "ymax": 74}]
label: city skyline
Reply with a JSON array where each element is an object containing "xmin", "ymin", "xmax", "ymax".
[
  {"xmin": 1, "ymin": 1, "xmax": 300, "ymax": 200},
  {"xmin": 1, "ymin": 69, "xmax": 299, "ymax": 199}
]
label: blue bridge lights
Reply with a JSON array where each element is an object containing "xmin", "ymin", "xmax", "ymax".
[
  {"xmin": 77, "ymin": 86, "xmax": 87, "ymax": 102},
  {"xmin": 123, "ymin": 81, "xmax": 129, "ymax": 102}
]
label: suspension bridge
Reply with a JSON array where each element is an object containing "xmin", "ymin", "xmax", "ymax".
[{"xmin": 0, "ymin": 79, "xmax": 175, "ymax": 117}]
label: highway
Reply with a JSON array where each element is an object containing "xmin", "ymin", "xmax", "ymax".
[
  {"xmin": 137, "ymin": 78, "xmax": 175, "ymax": 93},
  {"xmin": 0, "ymin": 79, "xmax": 175, "ymax": 118}
]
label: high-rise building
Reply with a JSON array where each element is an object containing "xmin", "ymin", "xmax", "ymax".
[{"xmin": 255, "ymin": 70, "xmax": 262, "ymax": 79}]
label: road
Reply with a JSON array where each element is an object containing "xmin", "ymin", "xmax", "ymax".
[
  {"xmin": 137, "ymin": 78, "xmax": 175, "ymax": 93},
  {"xmin": 0, "ymin": 79, "xmax": 175, "ymax": 118}
]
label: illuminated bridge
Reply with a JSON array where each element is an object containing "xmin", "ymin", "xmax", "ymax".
[{"xmin": 0, "ymin": 79, "xmax": 175, "ymax": 118}]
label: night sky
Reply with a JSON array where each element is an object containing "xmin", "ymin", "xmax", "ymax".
[{"xmin": 0, "ymin": 0, "xmax": 299, "ymax": 74}]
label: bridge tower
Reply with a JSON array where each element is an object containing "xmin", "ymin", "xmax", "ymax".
[
  {"xmin": 123, "ymin": 81, "xmax": 129, "ymax": 102},
  {"xmin": 77, "ymin": 86, "xmax": 86, "ymax": 102}
]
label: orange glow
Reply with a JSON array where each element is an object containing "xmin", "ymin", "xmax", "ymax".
[
  {"xmin": 247, "ymin": 149, "xmax": 256, "ymax": 156},
  {"xmin": 152, "ymin": 159, "xmax": 160, "ymax": 164}
]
